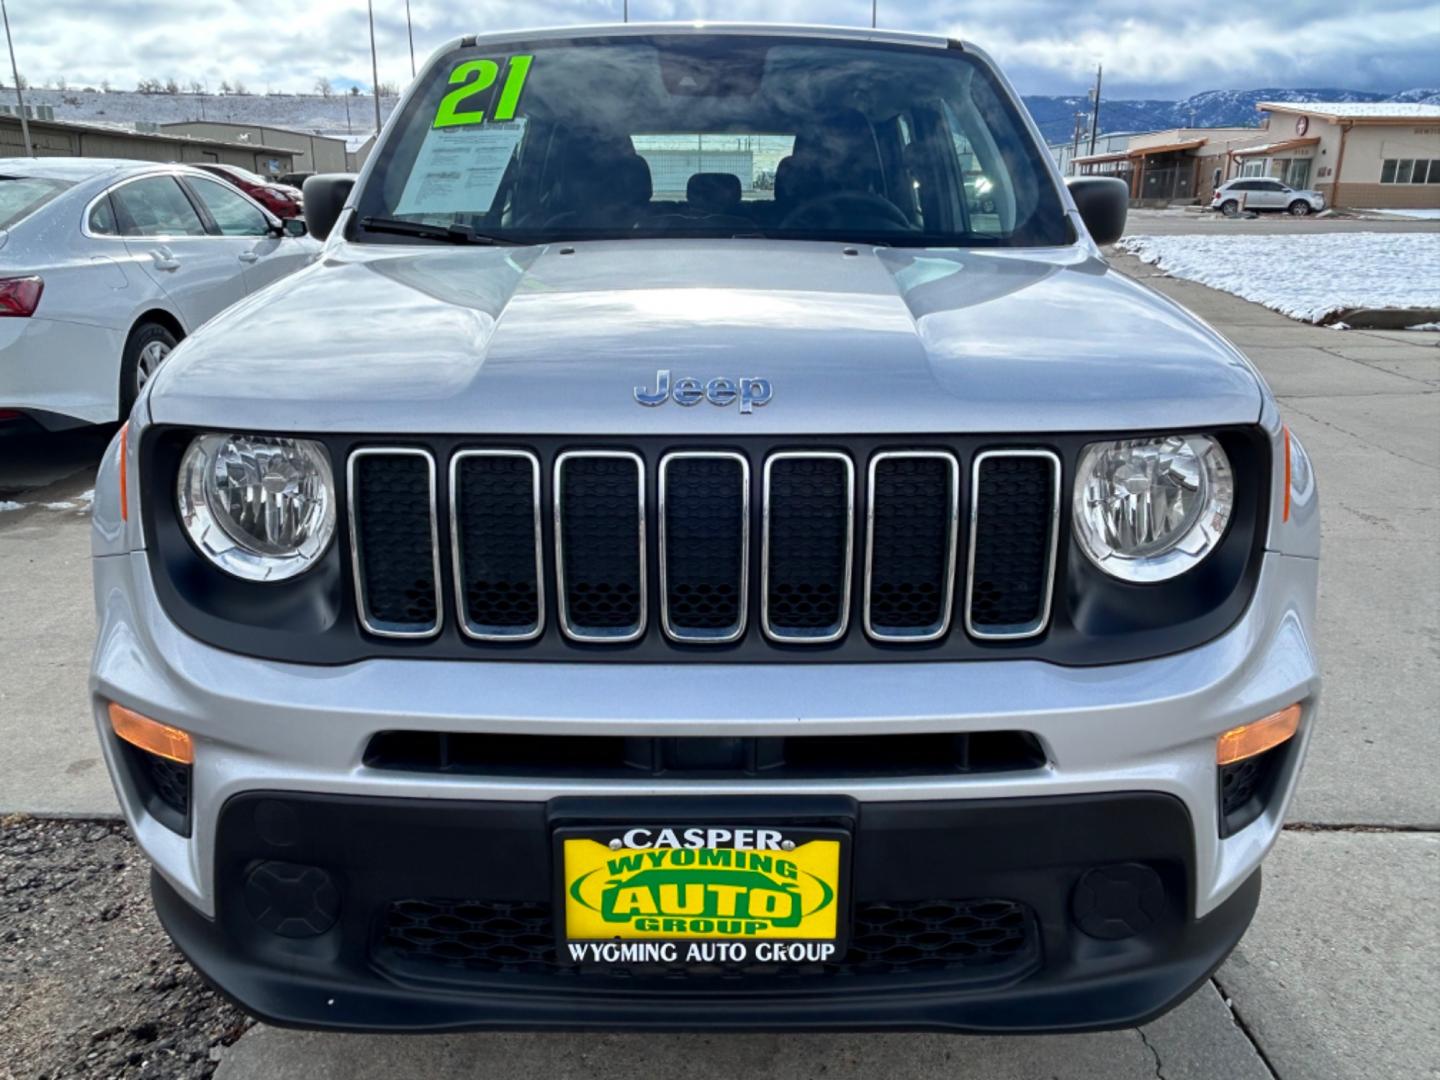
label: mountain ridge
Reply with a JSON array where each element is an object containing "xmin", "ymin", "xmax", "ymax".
[
  {"xmin": 9, "ymin": 83, "xmax": 1440, "ymax": 148},
  {"xmin": 1023, "ymin": 86, "xmax": 1440, "ymax": 144}
]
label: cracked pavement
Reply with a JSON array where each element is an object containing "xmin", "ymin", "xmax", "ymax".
[{"xmin": 1, "ymin": 217, "xmax": 1436, "ymax": 1078}]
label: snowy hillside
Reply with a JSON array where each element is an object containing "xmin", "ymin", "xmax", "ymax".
[
  {"xmin": 12, "ymin": 87, "xmax": 400, "ymax": 137},
  {"xmin": 10, "ymin": 83, "xmax": 1440, "ymax": 145}
]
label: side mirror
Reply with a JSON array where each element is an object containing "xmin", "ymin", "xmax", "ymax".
[
  {"xmin": 302, "ymin": 174, "xmax": 357, "ymax": 242},
  {"xmin": 282, "ymin": 217, "xmax": 308, "ymax": 238},
  {"xmin": 1065, "ymin": 176, "xmax": 1129, "ymax": 246}
]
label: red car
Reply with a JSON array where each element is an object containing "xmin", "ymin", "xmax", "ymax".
[{"xmin": 193, "ymin": 163, "xmax": 304, "ymax": 219}]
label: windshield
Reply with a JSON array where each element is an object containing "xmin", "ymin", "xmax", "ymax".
[
  {"xmin": 353, "ymin": 34, "xmax": 1070, "ymax": 247},
  {"xmin": 0, "ymin": 176, "xmax": 75, "ymax": 230}
]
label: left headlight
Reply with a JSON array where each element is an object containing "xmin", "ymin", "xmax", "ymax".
[
  {"xmin": 1073, "ymin": 433, "xmax": 1234, "ymax": 583},
  {"xmin": 177, "ymin": 433, "xmax": 336, "ymax": 581}
]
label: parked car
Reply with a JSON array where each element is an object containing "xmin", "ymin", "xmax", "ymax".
[
  {"xmin": 277, "ymin": 171, "xmax": 316, "ymax": 189},
  {"xmin": 1211, "ymin": 177, "xmax": 1325, "ymax": 216},
  {"xmin": 193, "ymin": 162, "xmax": 304, "ymax": 219},
  {"xmin": 0, "ymin": 158, "xmax": 318, "ymax": 429},
  {"xmin": 91, "ymin": 24, "xmax": 1319, "ymax": 1034}
]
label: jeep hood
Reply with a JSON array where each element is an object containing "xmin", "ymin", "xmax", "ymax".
[{"xmin": 148, "ymin": 239, "xmax": 1265, "ymax": 435}]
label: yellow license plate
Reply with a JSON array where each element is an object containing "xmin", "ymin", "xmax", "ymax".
[{"xmin": 558, "ymin": 826, "xmax": 848, "ymax": 966}]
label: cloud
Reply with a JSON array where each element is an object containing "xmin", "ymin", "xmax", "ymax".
[{"xmin": 5, "ymin": 0, "xmax": 1437, "ymax": 98}]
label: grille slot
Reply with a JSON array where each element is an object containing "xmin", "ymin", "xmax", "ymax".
[
  {"xmin": 659, "ymin": 452, "xmax": 749, "ymax": 643},
  {"xmin": 865, "ymin": 451, "xmax": 960, "ymax": 641},
  {"xmin": 762, "ymin": 452, "xmax": 855, "ymax": 643},
  {"xmin": 348, "ymin": 449, "xmax": 442, "ymax": 638},
  {"xmin": 966, "ymin": 450, "xmax": 1060, "ymax": 640},
  {"xmin": 365, "ymin": 729, "xmax": 1047, "ymax": 778},
  {"xmin": 554, "ymin": 451, "xmax": 646, "ymax": 642},
  {"xmin": 379, "ymin": 897, "xmax": 1038, "ymax": 978},
  {"xmin": 450, "ymin": 450, "xmax": 543, "ymax": 641}
]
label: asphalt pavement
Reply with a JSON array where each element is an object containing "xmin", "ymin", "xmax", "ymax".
[{"xmin": 0, "ymin": 229, "xmax": 1436, "ymax": 1078}]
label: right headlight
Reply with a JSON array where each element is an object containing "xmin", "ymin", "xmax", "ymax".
[
  {"xmin": 177, "ymin": 433, "xmax": 336, "ymax": 582},
  {"xmin": 1073, "ymin": 433, "xmax": 1234, "ymax": 583}
]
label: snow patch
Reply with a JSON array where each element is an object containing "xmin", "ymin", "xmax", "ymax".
[
  {"xmin": 0, "ymin": 501, "xmax": 24, "ymax": 513},
  {"xmin": 1116, "ymin": 233, "xmax": 1440, "ymax": 324},
  {"xmin": 1358, "ymin": 208, "xmax": 1440, "ymax": 221}
]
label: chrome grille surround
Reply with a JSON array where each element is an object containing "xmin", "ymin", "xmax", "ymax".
[
  {"xmin": 761, "ymin": 450, "xmax": 856, "ymax": 645},
  {"xmin": 553, "ymin": 449, "xmax": 647, "ymax": 644},
  {"xmin": 863, "ymin": 449, "xmax": 961, "ymax": 643},
  {"xmin": 964, "ymin": 449, "xmax": 1062, "ymax": 641},
  {"xmin": 346, "ymin": 447, "xmax": 443, "ymax": 640},
  {"xmin": 448, "ymin": 449, "xmax": 545, "ymax": 642},
  {"xmin": 658, "ymin": 450, "xmax": 751, "ymax": 644}
]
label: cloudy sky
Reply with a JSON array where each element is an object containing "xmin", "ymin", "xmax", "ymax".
[{"xmin": 8, "ymin": 0, "xmax": 1439, "ymax": 99}]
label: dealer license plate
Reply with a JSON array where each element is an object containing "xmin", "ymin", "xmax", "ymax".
[{"xmin": 557, "ymin": 825, "xmax": 849, "ymax": 968}]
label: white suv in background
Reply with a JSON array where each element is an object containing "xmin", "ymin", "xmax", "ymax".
[{"xmin": 1211, "ymin": 178, "xmax": 1326, "ymax": 216}]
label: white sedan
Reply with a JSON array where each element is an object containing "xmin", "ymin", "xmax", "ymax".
[{"xmin": 1, "ymin": 158, "xmax": 319, "ymax": 429}]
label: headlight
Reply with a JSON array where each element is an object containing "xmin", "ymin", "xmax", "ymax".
[
  {"xmin": 177, "ymin": 433, "xmax": 335, "ymax": 581},
  {"xmin": 1073, "ymin": 434, "xmax": 1233, "ymax": 582}
]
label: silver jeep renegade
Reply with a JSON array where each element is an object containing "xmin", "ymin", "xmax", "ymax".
[{"xmin": 90, "ymin": 23, "xmax": 1320, "ymax": 1033}]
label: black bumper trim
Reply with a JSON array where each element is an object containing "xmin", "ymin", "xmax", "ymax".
[{"xmin": 152, "ymin": 790, "xmax": 1260, "ymax": 1034}]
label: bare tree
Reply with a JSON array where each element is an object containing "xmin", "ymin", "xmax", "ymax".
[
  {"xmin": 100, "ymin": 78, "xmax": 111, "ymax": 92},
  {"xmin": 137, "ymin": 77, "xmax": 163, "ymax": 94},
  {"xmin": 54, "ymin": 75, "xmax": 68, "ymax": 91},
  {"xmin": 219, "ymin": 79, "xmax": 232, "ymax": 95},
  {"xmin": 314, "ymin": 76, "xmax": 333, "ymax": 98},
  {"xmin": 376, "ymin": 80, "xmax": 399, "ymax": 98},
  {"xmin": 14, "ymin": 72, "xmax": 27, "ymax": 90},
  {"xmin": 348, "ymin": 85, "xmax": 360, "ymax": 97},
  {"xmin": 233, "ymin": 79, "xmax": 249, "ymax": 96},
  {"xmin": 187, "ymin": 78, "xmax": 205, "ymax": 95},
  {"xmin": 164, "ymin": 77, "xmax": 180, "ymax": 95}
]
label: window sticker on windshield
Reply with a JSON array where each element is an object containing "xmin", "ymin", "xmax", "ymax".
[
  {"xmin": 394, "ymin": 119, "xmax": 526, "ymax": 217},
  {"xmin": 434, "ymin": 55, "xmax": 532, "ymax": 128}
]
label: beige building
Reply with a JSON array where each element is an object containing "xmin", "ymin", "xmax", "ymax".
[
  {"xmin": 1, "ymin": 114, "xmax": 295, "ymax": 174},
  {"xmin": 160, "ymin": 122, "xmax": 350, "ymax": 176},
  {"xmin": 1076, "ymin": 127, "xmax": 1269, "ymax": 204},
  {"xmin": 1247, "ymin": 102, "xmax": 1440, "ymax": 209}
]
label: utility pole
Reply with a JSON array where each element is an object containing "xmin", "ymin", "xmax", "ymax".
[
  {"xmin": 1071, "ymin": 110, "xmax": 1086, "ymax": 174},
  {"xmin": 872, "ymin": 0, "xmax": 878, "ymax": 28},
  {"xmin": 1087, "ymin": 63, "xmax": 1103, "ymax": 157},
  {"xmin": 405, "ymin": 0, "xmax": 415, "ymax": 78},
  {"xmin": 623, "ymin": 0, "xmax": 628, "ymax": 22},
  {"xmin": 1, "ymin": 0, "xmax": 32, "ymax": 158},
  {"xmin": 367, "ymin": 0, "xmax": 382, "ymax": 133}
]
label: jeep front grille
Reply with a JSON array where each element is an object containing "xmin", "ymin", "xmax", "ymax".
[
  {"xmin": 449, "ymin": 450, "xmax": 544, "ymax": 641},
  {"xmin": 659, "ymin": 452, "xmax": 749, "ymax": 643},
  {"xmin": 344, "ymin": 444, "xmax": 1062, "ymax": 651},
  {"xmin": 347, "ymin": 448, "xmax": 443, "ymax": 639}
]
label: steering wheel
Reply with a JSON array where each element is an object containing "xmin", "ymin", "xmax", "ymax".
[{"xmin": 779, "ymin": 191, "xmax": 912, "ymax": 232}]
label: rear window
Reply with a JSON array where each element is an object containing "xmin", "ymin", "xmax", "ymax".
[
  {"xmin": 0, "ymin": 176, "xmax": 74, "ymax": 230},
  {"xmin": 354, "ymin": 34, "xmax": 1070, "ymax": 248}
]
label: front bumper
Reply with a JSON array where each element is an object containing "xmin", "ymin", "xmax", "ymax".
[
  {"xmin": 152, "ymin": 789, "xmax": 1260, "ymax": 1032},
  {"xmin": 92, "ymin": 546, "xmax": 1318, "ymax": 1030}
]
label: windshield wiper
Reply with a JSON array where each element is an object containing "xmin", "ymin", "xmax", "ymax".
[{"xmin": 357, "ymin": 216, "xmax": 514, "ymax": 245}]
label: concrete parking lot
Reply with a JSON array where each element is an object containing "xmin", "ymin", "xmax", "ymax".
[{"xmin": 1, "ymin": 217, "xmax": 1436, "ymax": 1078}]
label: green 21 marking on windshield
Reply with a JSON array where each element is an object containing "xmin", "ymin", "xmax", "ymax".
[{"xmin": 434, "ymin": 55, "xmax": 533, "ymax": 128}]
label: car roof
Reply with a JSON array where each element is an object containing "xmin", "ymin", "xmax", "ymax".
[
  {"xmin": 0, "ymin": 157, "xmax": 215, "ymax": 183},
  {"xmin": 465, "ymin": 21, "xmax": 953, "ymax": 50}
]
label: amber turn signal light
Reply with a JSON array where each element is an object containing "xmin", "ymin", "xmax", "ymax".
[
  {"xmin": 1216, "ymin": 704, "xmax": 1301, "ymax": 766},
  {"xmin": 108, "ymin": 702, "xmax": 193, "ymax": 765}
]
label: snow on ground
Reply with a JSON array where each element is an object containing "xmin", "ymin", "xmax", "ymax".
[
  {"xmin": 1360, "ymin": 208, "xmax": 1440, "ymax": 220},
  {"xmin": 1117, "ymin": 233, "xmax": 1440, "ymax": 323}
]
